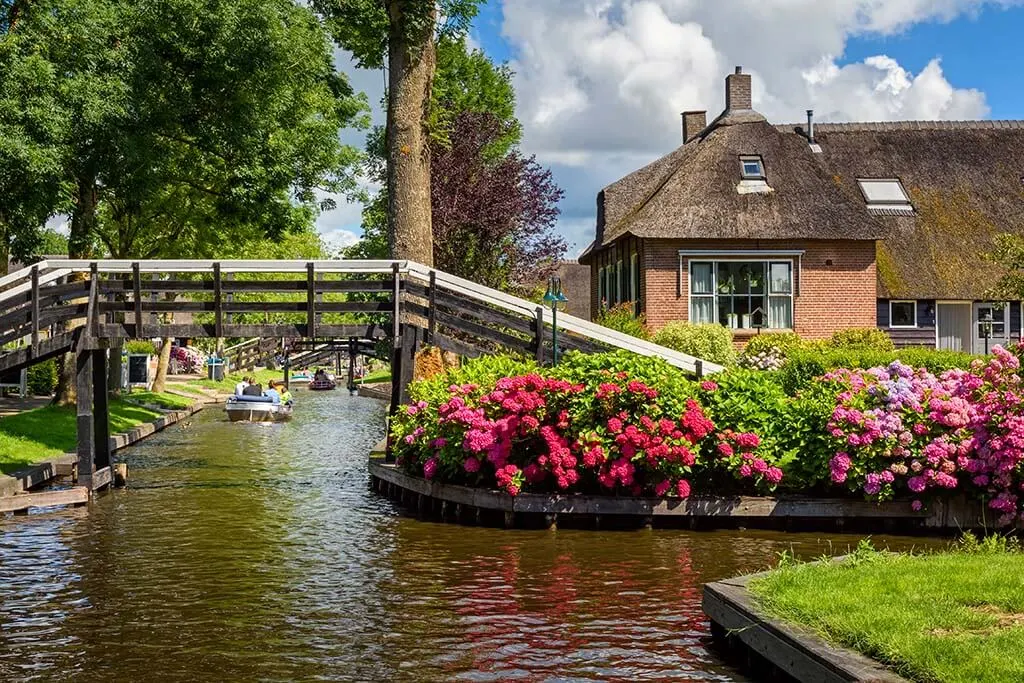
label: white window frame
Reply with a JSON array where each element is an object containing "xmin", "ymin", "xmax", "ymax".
[
  {"xmin": 889, "ymin": 300, "xmax": 918, "ymax": 328},
  {"xmin": 615, "ymin": 259, "xmax": 623, "ymax": 304},
  {"xmin": 685, "ymin": 258, "xmax": 795, "ymax": 330},
  {"xmin": 630, "ymin": 252, "xmax": 639, "ymax": 311},
  {"xmin": 857, "ymin": 178, "xmax": 913, "ymax": 212},
  {"xmin": 739, "ymin": 155, "xmax": 765, "ymax": 180}
]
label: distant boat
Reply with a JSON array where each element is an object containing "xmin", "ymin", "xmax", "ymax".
[
  {"xmin": 225, "ymin": 395, "xmax": 293, "ymax": 422},
  {"xmin": 290, "ymin": 371, "xmax": 312, "ymax": 384},
  {"xmin": 309, "ymin": 377, "xmax": 337, "ymax": 391}
]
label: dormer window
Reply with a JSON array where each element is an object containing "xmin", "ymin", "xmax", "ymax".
[
  {"xmin": 857, "ymin": 178, "xmax": 914, "ymax": 215},
  {"xmin": 740, "ymin": 156, "xmax": 765, "ymax": 179}
]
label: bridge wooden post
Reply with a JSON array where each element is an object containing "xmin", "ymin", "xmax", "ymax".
[
  {"xmin": 427, "ymin": 270, "xmax": 436, "ymax": 344},
  {"xmin": 306, "ymin": 262, "xmax": 316, "ymax": 340},
  {"xmin": 75, "ymin": 349, "xmax": 95, "ymax": 487},
  {"xmin": 213, "ymin": 262, "xmax": 224, "ymax": 341},
  {"xmin": 386, "ymin": 324, "xmax": 421, "ymax": 463},
  {"xmin": 347, "ymin": 337, "xmax": 357, "ymax": 392},
  {"xmin": 92, "ymin": 349, "xmax": 111, "ymax": 473},
  {"xmin": 132, "ymin": 262, "xmax": 144, "ymax": 337},
  {"xmin": 30, "ymin": 265, "xmax": 39, "ymax": 358}
]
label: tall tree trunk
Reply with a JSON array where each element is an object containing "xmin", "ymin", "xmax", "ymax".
[
  {"xmin": 386, "ymin": 1, "xmax": 435, "ymax": 265},
  {"xmin": 53, "ymin": 170, "xmax": 98, "ymax": 406},
  {"xmin": 150, "ymin": 337, "xmax": 172, "ymax": 393}
]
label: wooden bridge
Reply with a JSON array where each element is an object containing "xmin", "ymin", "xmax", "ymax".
[{"xmin": 0, "ymin": 259, "xmax": 722, "ymax": 491}]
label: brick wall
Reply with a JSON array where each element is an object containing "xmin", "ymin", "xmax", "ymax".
[{"xmin": 641, "ymin": 238, "xmax": 877, "ymax": 340}]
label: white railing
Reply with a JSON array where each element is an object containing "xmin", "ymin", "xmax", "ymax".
[{"xmin": 1, "ymin": 259, "xmax": 724, "ymax": 374}]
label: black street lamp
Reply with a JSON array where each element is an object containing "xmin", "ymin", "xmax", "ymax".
[{"xmin": 542, "ymin": 275, "xmax": 568, "ymax": 365}]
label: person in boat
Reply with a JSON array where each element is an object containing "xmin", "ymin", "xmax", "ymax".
[
  {"xmin": 313, "ymin": 368, "xmax": 326, "ymax": 382},
  {"xmin": 235, "ymin": 376, "xmax": 249, "ymax": 396},
  {"xmin": 264, "ymin": 381, "xmax": 281, "ymax": 404},
  {"xmin": 279, "ymin": 384, "xmax": 293, "ymax": 405},
  {"xmin": 242, "ymin": 379, "xmax": 262, "ymax": 397}
]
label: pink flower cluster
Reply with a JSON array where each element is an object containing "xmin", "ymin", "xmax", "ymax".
[
  {"xmin": 392, "ymin": 370, "xmax": 769, "ymax": 500},
  {"xmin": 825, "ymin": 347, "xmax": 1024, "ymax": 525}
]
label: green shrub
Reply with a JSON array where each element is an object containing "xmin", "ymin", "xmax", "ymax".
[
  {"xmin": 595, "ymin": 302, "xmax": 650, "ymax": 340},
  {"xmin": 26, "ymin": 360, "xmax": 57, "ymax": 396},
  {"xmin": 742, "ymin": 332, "xmax": 803, "ymax": 357},
  {"xmin": 124, "ymin": 340, "xmax": 156, "ymax": 355},
  {"xmin": 408, "ymin": 354, "xmax": 540, "ymax": 406},
  {"xmin": 829, "ymin": 327, "xmax": 895, "ymax": 351},
  {"xmin": 779, "ymin": 346, "xmax": 978, "ymax": 394},
  {"xmin": 651, "ymin": 322, "xmax": 736, "ymax": 366},
  {"xmin": 554, "ymin": 350, "xmax": 697, "ymax": 417}
]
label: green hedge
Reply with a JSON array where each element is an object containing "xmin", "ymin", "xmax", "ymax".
[
  {"xmin": 651, "ymin": 322, "xmax": 736, "ymax": 366},
  {"xmin": 779, "ymin": 346, "xmax": 977, "ymax": 394},
  {"xmin": 26, "ymin": 360, "xmax": 57, "ymax": 396}
]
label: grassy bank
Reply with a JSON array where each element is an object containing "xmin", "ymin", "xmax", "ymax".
[
  {"xmin": 186, "ymin": 368, "xmax": 282, "ymax": 393},
  {"xmin": 358, "ymin": 369, "xmax": 391, "ymax": 385},
  {"xmin": 122, "ymin": 390, "xmax": 194, "ymax": 410},
  {"xmin": 0, "ymin": 399, "xmax": 168, "ymax": 474},
  {"xmin": 750, "ymin": 537, "xmax": 1024, "ymax": 683}
]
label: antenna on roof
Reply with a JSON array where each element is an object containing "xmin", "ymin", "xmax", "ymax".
[{"xmin": 806, "ymin": 109, "xmax": 815, "ymax": 143}]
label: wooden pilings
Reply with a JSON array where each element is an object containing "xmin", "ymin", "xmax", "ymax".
[{"xmin": 76, "ymin": 348, "xmax": 112, "ymax": 491}]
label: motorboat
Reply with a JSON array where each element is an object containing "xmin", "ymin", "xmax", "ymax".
[
  {"xmin": 225, "ymin": 395, "xmax": 293, "ymax": 422},
  {"xmin": 289, "ymin": 371, "xmax": 312, "ymax": 384},
  {"xmin": 309, "ymin": 376, "xmax": 337, "ymax": 391}
]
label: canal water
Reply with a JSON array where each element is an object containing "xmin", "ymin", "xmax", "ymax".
[{"xmin": 1, "ymin": 391, "xmax": 946, "ymax": 681}]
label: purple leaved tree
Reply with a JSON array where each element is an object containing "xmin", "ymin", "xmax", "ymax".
[{"xmin": 431, "ymin": 111, "xmax": 565, "ymax": 290}]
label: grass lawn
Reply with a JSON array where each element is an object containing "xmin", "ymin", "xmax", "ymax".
[
  {"xmin": 121, "ymin": 390, "xmax": 194, "ymax": 410},
  {"xmin": 750, "ymin": 537, "xmax": 1024, "ymax": 683},
  {"xmin": 0, "ymin": 400, "xmax": 162, "ymax": 474},
  {"xmin": 358, "ymin": 369, "xmax": 391, "ymax": 385},
  {"xmin": 186, "ymin": 368, "xmax": 282, "ymax": 393}
]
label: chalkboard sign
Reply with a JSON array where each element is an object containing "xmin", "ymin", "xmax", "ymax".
[
  {"xmin": 128, "ymin": 354, "xmax": 150, "ymax": 386},
  {"xmin": 0, "ymin": 369, "xmax": 20, "ymax": 386}
]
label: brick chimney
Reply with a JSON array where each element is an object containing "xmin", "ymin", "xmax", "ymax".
[
  {"xmin": 681, "ymin": 111, "xmax": 706, "ymax": 143},
  {"xmin": 725, "ymin": 66, "xmax": 752, "ymax": 111}
]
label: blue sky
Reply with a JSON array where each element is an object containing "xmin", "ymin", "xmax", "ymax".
[{"xmin": 321, "ymin": 1, "xmax": 1024, "ymax": 256}]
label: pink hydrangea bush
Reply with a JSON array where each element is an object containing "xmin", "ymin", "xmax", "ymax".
[
  {"xmin": 391, "ymin": 366, "xmax": 776, "ymax": 499},
  {"xmin": 824, "ymin": 346, "xmax": 1024, "ymax": 525}
]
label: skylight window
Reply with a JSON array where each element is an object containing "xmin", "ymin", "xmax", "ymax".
[
  {"xmin": 857, "ymin": 178, "xmax": 914, "ymax": 214},
  {"xmin": 740, "ymin": 156, "xmax": 765, "ymax": 180}
]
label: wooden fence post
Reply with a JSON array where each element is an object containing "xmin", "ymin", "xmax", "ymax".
[
  {"xmin": 391, "ymin": 262, "xmax": 401, "ymax": 339},
  {"xmin": 88, "ymin": 262, "xmax": 100, "ymax": 338},
  {"xmin": 695, "ymin": 359, "xmax": 704, "ymax": 379},
  {"xmin": 427, "ymin": 270, "xmax": 436, "ymax": 344},
  {"xmin": 534, "ymin": 306, "xmax": 545, "ymax": 364}
]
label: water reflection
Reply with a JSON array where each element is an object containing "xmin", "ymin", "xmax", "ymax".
[{"xmin": 0, "ymin": 390, "xmax": 945, "ymax": 682}]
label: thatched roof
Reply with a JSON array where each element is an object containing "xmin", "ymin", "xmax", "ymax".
[{"xmin": 593, "ymin": 111, "xmax": 1024, "ymax": 299}]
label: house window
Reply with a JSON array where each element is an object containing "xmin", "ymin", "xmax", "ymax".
[
  {"xmin": 689, "ymin": 260, "xmax": 793, "ymax": 330},
  {"xmin": 598, "ymin": 266, "xmax": 606, "ymax": 308},
  {"xmin": 606, "ymin": 264, "xmax": 616, "ymax": 306},
  {"xmin": 858, "ymin": 178, "xmax": 913, "ymax": 213},
  {"xmin": 740, "ymin": 156, "xmax": 765, "ymax": 179},
  {"xmin": 889, "ymin": 300, "xmax": 917, "ymax": 328}
]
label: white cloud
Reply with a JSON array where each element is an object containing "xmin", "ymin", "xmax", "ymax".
[{"xmin": 499, "ymin": 0, "xmax": 1012, "ymax": 250}]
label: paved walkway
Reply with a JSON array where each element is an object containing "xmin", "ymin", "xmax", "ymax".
[{"xmin": 0, "ymin": 396, "xmax": 50, "ymax": 418}]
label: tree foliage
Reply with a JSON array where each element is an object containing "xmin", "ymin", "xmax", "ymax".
[{"xmin": 350, "ymin": 37, "xmax": 565, "ymax": 290}]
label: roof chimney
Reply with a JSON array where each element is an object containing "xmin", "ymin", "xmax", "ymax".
[
  {"xmin": 682, "ymin": 110, "xmax": 706, "ymax": 143},
  {"xmin": 806, "ymin": 109, "xmax": 815, "ymax": 143},
  {"xmin": 725, "ymin": 66, "xmax": 752, "ymax": 111}
]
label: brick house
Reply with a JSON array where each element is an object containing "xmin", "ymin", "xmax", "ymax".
[{"xmin": 580, "ymin": 66, "xmax": 1024, "ymax": 353}]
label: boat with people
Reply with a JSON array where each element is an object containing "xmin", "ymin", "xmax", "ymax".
[
  {"xmin": 226, "ymin": 378, "xmax": 294, "ymax": 422},
  {"xmin": 308, "ymin": 368, "xmax": 337, "ymax": 391},
  {"xmin": 289, "ymin": 370, "xmax": 313, "ymax": 384}
]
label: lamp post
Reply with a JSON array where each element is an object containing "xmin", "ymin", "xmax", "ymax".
[
  {"xmin": 543, "ymin": 275, "xmax": 568, "ymax": 365},
  {"xmin": 981, "ymin": 310, "xmax": 994, "ymax": 355}
]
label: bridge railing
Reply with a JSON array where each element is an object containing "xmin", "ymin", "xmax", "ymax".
[{"xmin": 0, "ymin": 259, "xmax": 723, "ymax": 376}]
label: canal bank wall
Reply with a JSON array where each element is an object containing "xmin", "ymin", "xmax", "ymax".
[
  {"xmin": 1, "ymin": 399, "xmax": 206, "ymax": 510},
  {"xmin": 702, "ymin": 569, "xmax": 907, "ymax": 682},
  {"xmin": 368, "ymin": 450, "xmax": 997, "ymax": 533}
]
